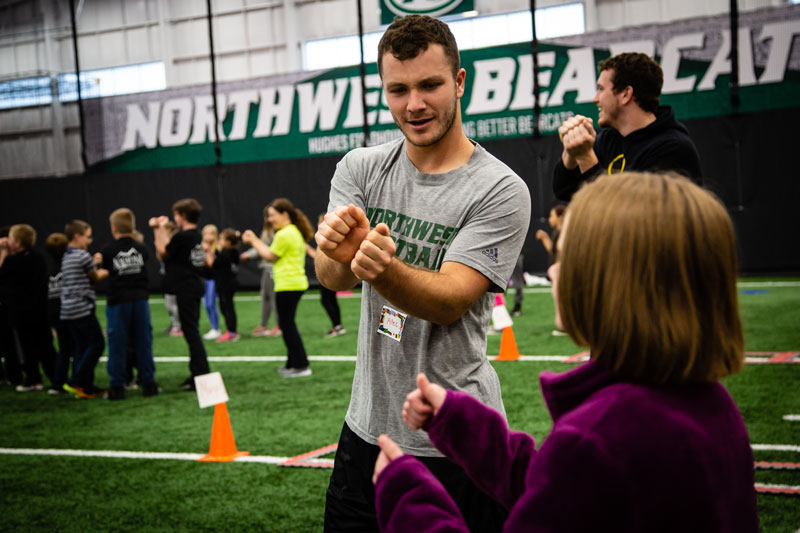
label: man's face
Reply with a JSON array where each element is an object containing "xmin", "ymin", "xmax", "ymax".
[
  {"xmin": 381, "ymin": 44, "xmax": 464, "ymax": 149},
  {"xmin": 74, "ymin": 228, "xmax": 93, "ymax": 250},
  {"xmin": 593, "ymin": 69, "xmax": 622, "ymax": 129}
]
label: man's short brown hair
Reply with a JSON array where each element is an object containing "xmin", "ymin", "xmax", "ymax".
[
  {"xmin": 558, "ymin": 172, "xmax": 743, "ymax": 384},
  {"xmin": 172, "ymin": 198, "xmax": 202, "ymax": 224},
  {"xmin": 109, "ymin": 207, "xmax": 135, "ymax": 235},
  {"xmin": 9, "ymin": 224, "xmax": 36, "ymax": 250},
  {"xmin": 377, "ymin": 14, "xmax": 460, "ymax": 78},
  {"xmin": 597, "ymin": 52, "xmax": 663, "ymax": 113},
  {"xmin": 64, "ymin": 220, "xmax": 90, "ymax": 241}
]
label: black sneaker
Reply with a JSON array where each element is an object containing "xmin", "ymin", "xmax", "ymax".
[
  {"xmin": 142, "ymin": 382, "xmax": 162, "ymax": 397},
  {"xmin": 108, "ymin": 387, "xmax": 125, "ymax": 401},
  {"xmin": 180, "ymin": 377, "xmax": 196, "ymax": 391}
]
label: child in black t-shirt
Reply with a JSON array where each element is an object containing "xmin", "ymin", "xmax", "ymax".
[
  {"xmin": 0, "ymin": 224, "xmax": 54, "ymax": 391},
  {"xmin": 150, "ymin": 198, "xmax": 210, "ymax": 391},
  {"xmin": 101, "ymin": 208, "xmax": 160, "ymax": 400},
  {"xmin": 207, "ymin": 228, "xmax": 241, "ymax": 342}
]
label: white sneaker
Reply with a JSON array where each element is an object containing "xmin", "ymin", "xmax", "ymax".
[
  {"xmin": 279, "ymin": 367, "xmax": 312, "ymax": 378},
  {"xmin": 203, "ymin": 329, "xmax": 221, "ymax": 340},
  {"xmin": 325, "ymin": 325, "xmax": 347, "ymax": 338}
]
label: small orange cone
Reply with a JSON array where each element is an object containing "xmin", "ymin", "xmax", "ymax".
[
  {"xmin": 198, "ymin": 402, "xmax": 249, "ymax": 462},
  {"xmin": 492, "ymin": 293, "xmax": 520, "ymax": 361},
  {"xmin": 497, "ymin": 325, "xmax": 520, "ymax": 361}
]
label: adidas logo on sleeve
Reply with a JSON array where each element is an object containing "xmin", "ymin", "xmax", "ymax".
[{"xmin": 481, "ymin": 248, "xmax": 499, "ymax": 263}]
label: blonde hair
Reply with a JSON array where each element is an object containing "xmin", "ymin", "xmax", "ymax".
[
  {"xmin": 202, "ymin": 224, "xmax": 219, "ymax": 252},
  {"xmin": 202, "ymin": 224, "xmax": 218, "ymax": 239},
  {"xmin": 10, "ymin": 224, "xmax": 36, "ymax": 249},
  {"xmin": 558, "ymin": 172, "xmax": 743, "ymax": 384},
  {"xmin": 109, "ymin": 207, "xmax": 135, "ymax": 234}
]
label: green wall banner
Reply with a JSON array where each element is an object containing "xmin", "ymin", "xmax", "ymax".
[
  {"xmin": 86, "ymin": 5, "xmax": 800, "ymax": 172},
  {"xmin": 380, "ymin": 0, "xmax": 475, "ymax": 25}
]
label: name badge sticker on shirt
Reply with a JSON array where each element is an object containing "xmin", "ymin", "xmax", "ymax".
[{"xmin": 377, "ymin": 305, "xmax": 407, "ymax": 342}]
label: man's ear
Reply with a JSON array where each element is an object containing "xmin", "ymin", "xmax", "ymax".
[
  {"xmin": 456, "ymin": 68, "xmax": 466, "ymax": 98},
  {"xmin": 620, "ymin": 85, "xmax": 634, "ymax": 105}
]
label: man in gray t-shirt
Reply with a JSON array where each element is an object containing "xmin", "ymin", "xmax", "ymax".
[{"xmin": 316, "ymin": 15, "xmax": 530, "ymax": 533}]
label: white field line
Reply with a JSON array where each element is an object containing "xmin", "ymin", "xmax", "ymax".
[
  {"xmin": 737, "ymin": 281, "xmax": 800, "ymax": 288},
  {"xmin": 754, "ymin": 483, "xmax": 800, "ymax": 491},
  {"xmin": 92, "ymin": 280, "xmax": 800, "ymax": 306},
  {"xmin": 751, "ymin": 444, "xmax": 800, "ymax": 452},
  {"xmin": 783, "ymin": 415, "xmax": 800, "ymax": 421},
  {"xmin": 0, "ymin": 447, "xmax": 286, "ymax": 463}
]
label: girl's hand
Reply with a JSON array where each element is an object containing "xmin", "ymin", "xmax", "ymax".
[{"xmin": 403, "ymin": 373, "xmax": 447, "ymax": 430}]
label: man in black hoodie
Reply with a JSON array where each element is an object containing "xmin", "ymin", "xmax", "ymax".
[{"xmin": 553, "ymin": 52, "xmax": 702, "ymax": 201}]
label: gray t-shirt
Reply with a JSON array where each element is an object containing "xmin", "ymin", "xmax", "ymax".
[{"xmin": 328, "ymin": 137, "xmax": 531, "ymax": 456}]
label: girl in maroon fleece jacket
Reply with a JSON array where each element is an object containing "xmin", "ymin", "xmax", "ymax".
[{"xmin": 373, "ymin": 172, "xmax": 758, "ymax": 533}]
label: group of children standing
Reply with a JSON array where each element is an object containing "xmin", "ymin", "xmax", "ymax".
[
  {"xmin": 0, "ymin": 196, "xmax": 351, "ymax": 395},
  {"xmin": 0, "ymin": 210, "xmax": 159, "ymax": 400}
]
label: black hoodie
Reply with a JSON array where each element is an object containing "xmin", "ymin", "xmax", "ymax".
[{"xmin": 553, "ymin": 105, "xmax": 702, "ymax": 201}]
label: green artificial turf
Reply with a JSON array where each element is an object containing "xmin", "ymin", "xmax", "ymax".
[{"xmin": 1, "ymin": 280, "xmax": 798, "ymax": 531}]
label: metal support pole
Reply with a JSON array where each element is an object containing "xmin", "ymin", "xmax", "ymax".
[
  {"xmin": 357, "ymin": 0, "xmax": 370, "ymax": 147},
  {"xmin": 206, "ymin": 0, "xmax": 226, "ymax": 224},
  {"xmin": 68, "ymin": 0, "xmax": 88, "ymax": 171}
]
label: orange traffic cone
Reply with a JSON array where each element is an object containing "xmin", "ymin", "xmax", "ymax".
[
  {"xmin": 497, "ymin": 325, "xmax": 520, "ymax": 361},
  {"xmin": 493, "ymin": 293, "xmax": 520, "ymax": 361},
  {"xmin": 198, "ymin": 402, "xmax": 249, "ymax": 462}
]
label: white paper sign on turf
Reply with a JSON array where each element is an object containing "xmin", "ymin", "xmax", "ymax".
[
  {"xmin": 194, "ymin": 372, "xmax": 229, "ymax": 408},
  {"xmin": 491, "ymin": 304, "xmax": 514, "ymax": 331}
]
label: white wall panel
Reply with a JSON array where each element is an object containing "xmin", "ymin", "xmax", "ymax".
[
  {"xmin": 218, "ymin": 55, "xmax": 249, "ymax": 81},
  {"xmin": 172, "ymin": 22, "xmax": 194, "ymax": 58},
  {"xmin": 57, "ymin": 36, "xmax": 75, "ymax": 71},
  {"xmin": 298, "ymin": 0, "xmax": 358, "ymax": 40},
  {"xmin": 77, "ymin": 34, "xmax": 101, "ymax": 68},
  {"xmin": 173, "ymin": 58, "xmax": 213, "ymax": 86},
  {"xmin": 168, "ymin": 0, "xmax": 205, "ymax": 19},
  {"xmin": 97, "ymin": 0, "xmax": 125, "ymax": 29},
  {"xmin": 249, "ymin": 49, "xmax": 278, "ymax": 77},
  {"xmin": 0, "ymin": 46, "xmax": 16, "ymax": 76},
  {"xmin": 173, "ymin": 20, "xmax": 210, "ymax": 58},
  {"xmin": 99, "ymin": 32, "xmax": 127, "ymax": 68},
  {"xmin": 216, "ymin": 0, "xmax": 247, "ymax": 11},
  {"xmin": 13, "ymin": 42, "xmax": 38, "ymax": 74},
  {"xmin": 125, "ymin": 27, "xmax": 155, "ymax": 63},
  {"xmin": 124, "ymin": 0, "xmax": 154, "ymax": 26},
  {"xmin": 217, "ymin": 13, "xmax": 248, "ymax": 53},
  {"xmin": 246, "ymin": 9, "xmax": 274, "ymax": 47},
  {"xmin": 269, "ymin": 7, "xmax": 286, "ymax": 43}
]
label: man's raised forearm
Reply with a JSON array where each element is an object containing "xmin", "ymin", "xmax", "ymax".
[
  {"xmin": 369, "ymin": 259, "xmax": 488, "ymax": 326},
  {"xmin": 315, "ymin": 253, "xmax": 359, "ymax": 291}
]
